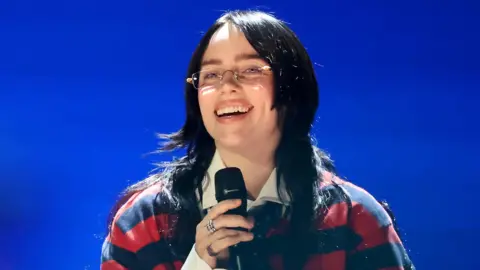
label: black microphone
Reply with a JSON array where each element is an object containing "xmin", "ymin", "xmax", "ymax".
[{"xmin": 215, "ymin": 167, "xmax": 248, "ymax": 270}]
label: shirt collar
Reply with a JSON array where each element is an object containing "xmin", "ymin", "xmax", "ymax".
[{"xmin": 202, "ymin": 150, "xmax": 289, "ymax": 209}]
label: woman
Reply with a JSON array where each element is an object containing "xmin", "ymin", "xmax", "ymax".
[{"xmin": 101, "ymin": 10, "xmax": 414, "ymax": 270}]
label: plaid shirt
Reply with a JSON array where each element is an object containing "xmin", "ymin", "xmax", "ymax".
[{"xmin": 101, "ymin": 171, "xmax": 414, "ymax": 270}]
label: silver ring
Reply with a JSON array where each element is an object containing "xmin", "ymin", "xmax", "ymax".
[
  {"xmin": 206, "ymin": 219, "xmax": 217, "ymax": 233},
  {"xmin": 207, "ymin": 245, "xmax": 219, "ymax": 257}
]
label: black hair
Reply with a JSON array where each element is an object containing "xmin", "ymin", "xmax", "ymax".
[{"xmin": 107, "ymin": 10, "xmax": 398, "ymax": 269}]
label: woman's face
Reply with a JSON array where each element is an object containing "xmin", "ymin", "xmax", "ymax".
[{"xmin": 197, "ymin": 24, "xmax": 280, "ymax": 151}]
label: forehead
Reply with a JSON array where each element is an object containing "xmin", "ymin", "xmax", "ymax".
[{"xmin": 202, "ymin": 24, "xmax": 259, "ymax": 62}]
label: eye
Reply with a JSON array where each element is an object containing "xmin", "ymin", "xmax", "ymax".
[
  {"xmin": 243, "ymin": 67, "xmax": 262, "ymax": 73},
  {"xmin": 203, "ymin": 72, "xmax": 219, "ymax": 79}
]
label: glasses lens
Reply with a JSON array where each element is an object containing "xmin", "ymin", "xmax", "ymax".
[
  {"xmin": 197, "ymin": 70, "xmax": 222, "ymax": 89},
  {"xmin": 191, "ymin": 66, "xmax": 270, "ymax": 90},
  {"xmin": 237, "ymin": 66, "xmax": 268, "ymax": 84},
  {"xmin": 191, "ymin": 73, "xmax": 200, "ymax": 89}
]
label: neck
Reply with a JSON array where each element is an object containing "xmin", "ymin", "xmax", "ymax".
[{"xmin": 216, "ymin": 144, "xmax": 276, "ymax": 200}]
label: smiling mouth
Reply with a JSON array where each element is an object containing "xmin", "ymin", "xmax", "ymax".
[{"xmin": 215, "ymin": 106, "xmax": 254, "ymax": 118}]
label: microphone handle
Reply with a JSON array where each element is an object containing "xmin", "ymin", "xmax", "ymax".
[
  {"xmin": 224, "ymin": 200, "xmax": 247, "ymax": 270},
  {"xmin": 218, "ymin": 197, "xmax": 248, "ymax": 269},
  {"xmin": 229, "ymin": 245, "xmax": 245, "ymax": 270}
]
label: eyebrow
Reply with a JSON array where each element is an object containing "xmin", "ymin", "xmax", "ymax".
[{"xmin": 201, "ymin": 53, "xmax": 263, "ymax": 67}]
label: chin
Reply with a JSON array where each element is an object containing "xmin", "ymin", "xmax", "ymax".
[{"xmin": 215, "ymin": 134, "xmax": 248, "ymax": 150}]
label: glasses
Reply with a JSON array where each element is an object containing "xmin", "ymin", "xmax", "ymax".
[{"xmin": 186, "ymin": 65, "xmax": 272, "ymax": 90}]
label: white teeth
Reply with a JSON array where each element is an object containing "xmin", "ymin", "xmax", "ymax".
[{"xmin": 215, "ymin": 106, "xmax": 250, "ymax": 116}]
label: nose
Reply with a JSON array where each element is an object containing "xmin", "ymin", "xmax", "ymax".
[{"xmin": 218, "ymin": 70, "xmax": 240, "ymax": 93}]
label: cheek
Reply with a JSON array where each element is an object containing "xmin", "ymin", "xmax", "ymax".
[
  {"xmin": 249, "ymin": 83, "xmax": 275, "ymax": 108},
  {"xmin": 250, "ymin": 82, "xmax": 277, "ymax": 125},
  {"xmin": 198, "ymin": 91, "xmax": 215, "ymax": 120}
]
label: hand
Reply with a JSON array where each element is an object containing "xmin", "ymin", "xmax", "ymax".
[{"xmin": 195, "ymin": 199, "xmax": 254, "ymax": 268}]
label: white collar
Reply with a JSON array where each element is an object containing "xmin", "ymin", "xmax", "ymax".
[{"xmin": 201, "ymin": 150, "xmax": 289, "ymax": 209}]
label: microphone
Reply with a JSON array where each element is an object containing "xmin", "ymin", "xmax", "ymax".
[{"xmin": 215, "ymin": 167, "xmax": 248, "ymax": 270}]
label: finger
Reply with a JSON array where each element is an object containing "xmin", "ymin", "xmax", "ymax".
[
  {"xmin": 198, "ymin": 228, "xmax": 241, "ymax": 249},
  {"xmin": 212, "ymin": 215, "xmax": 254, "ymax": 231},
  {"xmin": 211, "ymin": 228, "xmax": 248, "ymax": 242},
  {"xmin": 196, "ymin": 214, "xmax": 253, "ymax": 240},
  {"xmin": 196, "ymin": 199, "xmax": 241, "ymax": 234},
  {"xmin": 208, "ymin": 231, "xmax": 254, "ymax": 254},
  {"xmin": 205, "ymin": 199, "xmax": 242, "ymax": 221},
  {"xmin": 197, "ymin": 229, "xmax": 251, "ymax": 251}
]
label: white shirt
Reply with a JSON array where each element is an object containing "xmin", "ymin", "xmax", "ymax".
[{"xmin": 181, "ymin": 151, "xmax": 289, "ymax": 270}]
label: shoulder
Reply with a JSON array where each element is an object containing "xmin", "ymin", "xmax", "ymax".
[
  {"xmin": 101, "ymin": 178, "xmax": 183, "ymax": 268},
  {"xmin": 318, "ymin": 171, "xmax": 393, "ymax": 230},
  {"xmin": 116, "ymin": 185, "xmax": 175, "ymax": 231},
  {"xmin": 104, "ymin": 179, "xmax": 179, "ymax": 253},
  {"xmin": 317, "ymin": 173, "xmax": 414, "ymax": 268}
]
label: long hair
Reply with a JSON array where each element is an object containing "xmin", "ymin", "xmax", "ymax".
[{"xmin": 109, "ymin": 10, "xmax": 337, "ymax": 268}]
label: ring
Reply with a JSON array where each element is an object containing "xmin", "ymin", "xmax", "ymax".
[
  {"xmin": 207, "ymin": 245, "xmax": 219, "ymax": 257},
  {"xmin": 206, "ymin": 219, "xmax": 217, "ymax": 233}
]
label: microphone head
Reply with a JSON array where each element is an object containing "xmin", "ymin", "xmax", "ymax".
[
  {"xmin": 215, "ymin": 168, "xmax": 248, "ymax": 218},
  {"xmin": 215, "ymin": 167, "xmax": 247, "ymax": 202}
]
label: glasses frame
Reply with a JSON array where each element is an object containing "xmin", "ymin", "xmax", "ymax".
[{"xmin": 186, "ymin": 65, "xmax": 272, "ymax": 89}]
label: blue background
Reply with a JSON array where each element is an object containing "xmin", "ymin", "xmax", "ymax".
[{"xmin": 0, "ymin": 0, "xmax": 478, "ymax": 269}]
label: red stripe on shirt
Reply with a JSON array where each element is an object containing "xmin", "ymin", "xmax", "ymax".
[
  {"xmin": 317, "ymin": 201, "xmax": 349, "ymax": 229},
  {"xmin": 100, "ymin": 260, "xmax": 128, "ymax": 270},
  {"xmin": 110, "ymin": 213, "xmax": 171, "ymax": 253},
  {"xmin": 123, "ymin": 214, "xmax": 162, "ymax": 252},
  {"xmin": 115, "ymin": 184, "xmax": 163, "ymax": 218},
  {"xmin": 304, "ymin": 250, "xmax": 346, "ymax": 270},
  {"xmin": 349, "ymin": 201, "xmax": 394, "ymax": 246},
  {"xmin": 152, "ymin": 260, "xmax": 183, "ymax": 270},
  {"xmin": 356, "ymin": 224, "xmax": 402, "ymax": 251}
]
